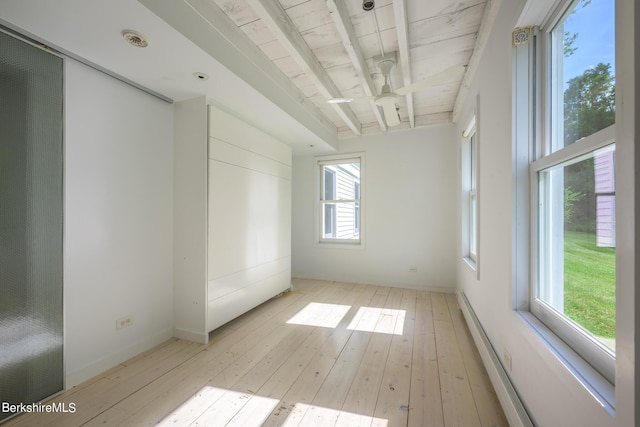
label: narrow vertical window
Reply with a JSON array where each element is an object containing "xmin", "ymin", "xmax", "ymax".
[
  {"xmin": 469, "ymin": 132, "xmax": 478, "ymax": 261},
  {"xmin": 462, "ymin": 115, "xmax": 478, "ymax": 270}
]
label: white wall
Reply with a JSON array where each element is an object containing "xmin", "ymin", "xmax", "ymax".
[
  {"xmin": 292, "ymin": 126, "xmax": 457, "ymax": 291},
  {"xmin": 173, "ymin": 97, "xmax": 208, "ymax": 343},
  {"xmin": 64, "ymin": 59, "xmax": 174, "ymax": 387},
  {"xmin": 455, "ymin": 0, "xmax": 637, "ymax": 426}
]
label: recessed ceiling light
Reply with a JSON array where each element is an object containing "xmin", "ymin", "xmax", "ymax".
[
  {"xmin": 193, "ymin": 72, "xmax": 209, "ymax": 81},
  {"xmin": 122, "ymin": 30, "xmax": 149, "ymax": 48}
]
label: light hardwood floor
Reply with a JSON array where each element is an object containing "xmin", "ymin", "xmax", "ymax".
[{"xmin": 4, "ymin": 279, "xmax": 507, "ymax": 427}]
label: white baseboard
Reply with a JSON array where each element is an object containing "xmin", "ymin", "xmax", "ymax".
[
  {"xmin": 65, "ymin": 327, "xmax": 173, "ymax": 389},
  {"xmin": 174, "ymin": 327, "xmax": 209, "ymax": 344},
  {"xmin": 457, "ymin": 291, "xmax": 534, "ymax": 427},
  {"xmin": 291, "ymin": 276, "xmax": 456, "ymax": 293}
]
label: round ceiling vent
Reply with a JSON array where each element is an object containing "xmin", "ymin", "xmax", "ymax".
[
  {"xmin": 122, "ymin": 30, "xmax": 149, "ymax": 48},
  {"xmin": 193, "ymin": 72, "xmax": 209, "ymax": 81}
]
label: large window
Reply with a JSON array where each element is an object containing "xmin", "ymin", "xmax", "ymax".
[
  {"xmin": 318, "ymin": 156, "xmax": 363, "ymax": 244},
  {"xmin": 529, "ymin": 0, "xmax": 616, "ymax": 383}
]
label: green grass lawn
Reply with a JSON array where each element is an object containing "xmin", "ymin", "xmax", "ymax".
[{"xmin": 564, "ymin": 231, "xmax": 616, "ymax": 339}]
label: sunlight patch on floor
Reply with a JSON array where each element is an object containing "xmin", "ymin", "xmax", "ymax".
[
  {"xmin": 157, "ymin": 386, "xmax": 388, "ymax": 427},
  {"xmin": 157, "ymin": 386, "xmax": 279, "ymax": 426},
  {"xmin": 286, "ymin": 302, "xmax": 352, "ymax": 328}
]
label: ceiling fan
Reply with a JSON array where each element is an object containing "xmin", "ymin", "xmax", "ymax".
[{"xmin": 325, "ymin": 58, "xmax": 465, "ymax": 128}]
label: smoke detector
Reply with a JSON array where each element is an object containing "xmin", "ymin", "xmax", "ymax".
[{"xmin": 122, "ymin": 30, "xmax": 149, "ymax": 48}]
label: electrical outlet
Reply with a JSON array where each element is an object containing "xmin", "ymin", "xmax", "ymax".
[
  {"xmin": 116, "ymin": 315, "xmax": 133, "ymax": 330},
  {"xmin": 503, "ymin": 349, "xmax": 512, "ymax": 372},
  {"xmin": 408, "ymin": 267, "xmax": 418, "ymax": 273}
]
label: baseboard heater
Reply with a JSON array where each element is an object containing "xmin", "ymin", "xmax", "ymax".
[{"xmin": 457, "ymin": 291, "xmax": 535, "ymax": 427}]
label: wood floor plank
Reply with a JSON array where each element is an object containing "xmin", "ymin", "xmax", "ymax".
[
  {"xmin": 445, "ymin": 294, "xmax": 509, "ymax": 427},
  {"xmin": 6, "ymin": 280, "xmax": 507, "ymax": 427},
  {"xmin": 371, "ymin": 287, "xmax": 416, "ymax": 426},
  {"xmin": 333, "ymin": 286, "xmax": 402, "ymax": 426},
  {"xmin": 432, "ymin": 292, "xmax": 482, "ymax": 427}
]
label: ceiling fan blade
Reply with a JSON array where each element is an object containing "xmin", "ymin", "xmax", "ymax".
[
  {"xmin": 380, "ymin": 99, "xmax": 400, "ymax": 127},
  {"xmin": 395, "ymin": 65, "xmax": 466, "ymax": 96}
]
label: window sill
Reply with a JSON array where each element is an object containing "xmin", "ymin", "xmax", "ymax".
[
  {"xmin": 517, "ymin": 311, "xmax": 615, "ymax": 416},
  {"xmin": 463, "ymin": 256, "xmax": 479, "ymax": 278},
  {"xmin": 316, "ymin": 240, "xmax": 364, "ymax": 250}
]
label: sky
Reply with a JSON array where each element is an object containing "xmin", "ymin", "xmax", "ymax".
[{"xmin": 562, "ymin": 0, "xmax": 615, "ymax": 83}]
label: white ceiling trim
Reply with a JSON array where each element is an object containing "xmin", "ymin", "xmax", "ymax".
[
  {"xmin": 244, "ymin": 0, "xmax": 362, "ymax": 136},
  {"xmin": 453, "ymin": 0, "xmax": 502, "ymax": 123},
  {"xmin": 517, "ymin": 0, "xmax": 562, "ymax": 27},
  {"xmin": 325, "ymin": 0, "xmax": 387, "ymax": 132},
  {"xmin": 393, "ymin": 0, "xmax": 415, "ymax": 129}
]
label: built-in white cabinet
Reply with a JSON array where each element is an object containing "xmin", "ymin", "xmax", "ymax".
[{"xmin": 174, "ymin": 96, "xmax": 292, "ymax": 344}]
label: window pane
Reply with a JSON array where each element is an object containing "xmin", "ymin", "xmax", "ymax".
[
  {"xmin": 324, "ymin": 203, "xmax": 336, "ymax": 237},
  {"xmin": 470, "ymin": 134, "xmax": 476, "ymax": 189},
  {"xmin": 470, "ymin": 192, "xmax": 477, "ymax": 258},
  {"xmin": 354, "ymin": 201, "xmax": 360, "ymax": 234},
  {"xmin": 324, "ymin": 169, "xmax": 335, "ymax": 200},
  {"xmin": 551, "ymin": 0, "xmax": 615, "ymax": 152},
  {"xmin": 538, "ymin": 145, "xmax": 616, "ymax": 351}
]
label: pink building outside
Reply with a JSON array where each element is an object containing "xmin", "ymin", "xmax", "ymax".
[{"xmin": 594, "ymin": 147, "xmax": 616, "ymax": 247}]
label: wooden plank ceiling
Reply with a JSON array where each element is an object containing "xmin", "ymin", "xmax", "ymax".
[{"xmin": 201, "ymin": 0, "xmax": 488, "ymax": 137}]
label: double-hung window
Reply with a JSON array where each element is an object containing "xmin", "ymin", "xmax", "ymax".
[
  {"xmin": 462, "ymin": 115, "xmax": 478, "ymax": 269},
  {"xmin": 529, "ymin": 0, "xmax": 616, "ymax": 384},
  {"xmin": 318, "ymin": 155, "xmax": 363, "ymax": 245}
]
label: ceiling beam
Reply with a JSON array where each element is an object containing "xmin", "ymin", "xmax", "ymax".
[
  {"xmin": 245, "ymin": 0, "xmax": 362, "ymax": 136},
  {"xmin": 325, "ymin": 0, "xmax": 387, "ymax": 132},
  {"xmin": 453, "ymin": 0, "xmax": 502, "ymax": 123},
  {"xmin": 141, "ymin": 0, "xmax": 339, "ymax": 149},
  {"xmin": 393, "ymin": 0, "xmax": 415, "ymax": 128}
]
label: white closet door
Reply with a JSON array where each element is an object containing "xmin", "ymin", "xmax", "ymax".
[{"xmin": 206, "ymin": 105, "xmax": 292, "ymax": 332}]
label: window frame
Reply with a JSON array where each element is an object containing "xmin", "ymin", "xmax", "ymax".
[
  {"xmin": 316, "ymin": 153, "xmax": 365, "ymax": 247},
  {"xmin": 469, "ymin": 132, "xmax": 478, "ymax": 262},
  {"xmin": 530, "ymin": 127, "xmax": 616, "ymax": 384},
  {"xmin": 524, "ymin": 0, "xmax": 617, "ymax": 386},
  {"xmin": 462, "ymin": 114, "xmax": 479, "ymax": 272}
]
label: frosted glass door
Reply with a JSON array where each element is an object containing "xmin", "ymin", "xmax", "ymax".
[{"xmin": 0, "ymin": 30, "xmax": 64, "ymax": 421}]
